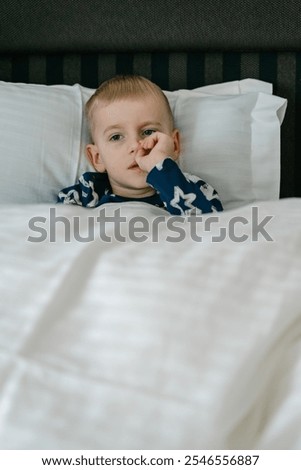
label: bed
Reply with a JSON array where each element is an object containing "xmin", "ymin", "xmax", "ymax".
[{"xmin": 0, "ymin": 0, "xmax": 301, "ymax": 451}]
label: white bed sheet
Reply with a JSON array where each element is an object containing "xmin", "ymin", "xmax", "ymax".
[{"xmin": 0, "ymin": 198, "xmax": 301, "ymax": 450}]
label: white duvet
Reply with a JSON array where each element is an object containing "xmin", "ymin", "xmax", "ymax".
[{"xmin": 0, "ymin": 198, "xmax": 301, "ymax": 450}]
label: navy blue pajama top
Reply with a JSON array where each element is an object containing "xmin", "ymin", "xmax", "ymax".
[{"xmin": 58, "ymin": 158, "xmax": 223, "ymax": 215}]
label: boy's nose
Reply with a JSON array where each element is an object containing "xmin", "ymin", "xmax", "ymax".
[{"xmin": 129, "ymin": 138, "xmax": 140, "ymax": 153}]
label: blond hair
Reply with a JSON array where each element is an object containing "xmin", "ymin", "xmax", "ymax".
[{"xmin": 85, "ymin": 75, "xmax": 174, "ymax": 136}]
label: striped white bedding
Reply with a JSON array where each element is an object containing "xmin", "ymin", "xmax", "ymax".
[{"xmin": 0, "ymin": 198, "xmax": 301, "ymax": 450}]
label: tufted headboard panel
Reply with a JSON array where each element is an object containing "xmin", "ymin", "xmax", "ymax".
[{"xmin": 0, "ymin": 0, "xmax": 300, "ymax": 198}]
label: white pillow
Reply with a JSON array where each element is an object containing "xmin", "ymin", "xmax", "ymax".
[
  {"xmin": 0, "ymin": 79, "xmax": 287, "ymax": 209},
  {"xmin": 80, "ymin": 79, "xmax": 287, "ymax": 210},
  {"xmin": 0, "ymin": 81, "xmax": 82, "ymax": 203},
  {"xmin": 172, "ymin": 92, "xmax": 287, "ymax": 209}
]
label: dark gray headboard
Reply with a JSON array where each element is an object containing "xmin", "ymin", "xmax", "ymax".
[
  {"xmin": 0, "ymin": 0, "xmax": 300, "ymax": 198},
  {"xmin": 1, "ymin": 0, "xmax": 301, "ymax": 53}
]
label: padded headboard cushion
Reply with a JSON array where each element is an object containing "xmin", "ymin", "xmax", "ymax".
[{"xmin": 0, "ymin": 0, "xmax": 301, "ymax": 53}]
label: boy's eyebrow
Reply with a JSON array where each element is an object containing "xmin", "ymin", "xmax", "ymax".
[
  {"xmin": 103, "ymin": 124, "xmax": 123, "ymax": 135},
  {"xmin": 140, "ymin": 121, "xmax": 162, "ymax": 128}
]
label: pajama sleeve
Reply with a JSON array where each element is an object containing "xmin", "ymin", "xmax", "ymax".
[{"xmin": 146, "ymin": 158, "xmax": 223, "ymax": 215}]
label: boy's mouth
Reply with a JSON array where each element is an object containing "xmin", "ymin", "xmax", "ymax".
[{"xmin": 128, "ymin": 162, "xmax": 139, "ymax": 170}]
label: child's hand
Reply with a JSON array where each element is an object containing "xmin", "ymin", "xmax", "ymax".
[{"xmin": 135, "ymin": 132, "xmax": 178, "ymax": 173}]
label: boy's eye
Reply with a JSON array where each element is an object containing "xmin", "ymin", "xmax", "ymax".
[
  {"xmin": 142, "ymin": 129, "xmax": 156, "ymax": 137},
  {"xmin": 110, "ymin": 134, "xmax": 122, "ymax": 142}
]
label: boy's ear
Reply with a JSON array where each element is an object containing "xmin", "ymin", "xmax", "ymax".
[
  {"xmin": 86, "ymin": 144, "xmax": 106, "ymax": 172},
  {"xmin": 172, "ymin": 129, "xmax": 181, "ymax": 159}
]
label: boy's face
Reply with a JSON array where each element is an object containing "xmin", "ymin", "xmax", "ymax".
[{"xmin": 86, "ymin": 96, "xmax": 179, "ymax": 198}]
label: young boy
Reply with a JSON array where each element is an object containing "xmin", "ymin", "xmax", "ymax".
[{"xmin": 58, "ymin": 75, "xmax": 223, "ymax": 215}]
